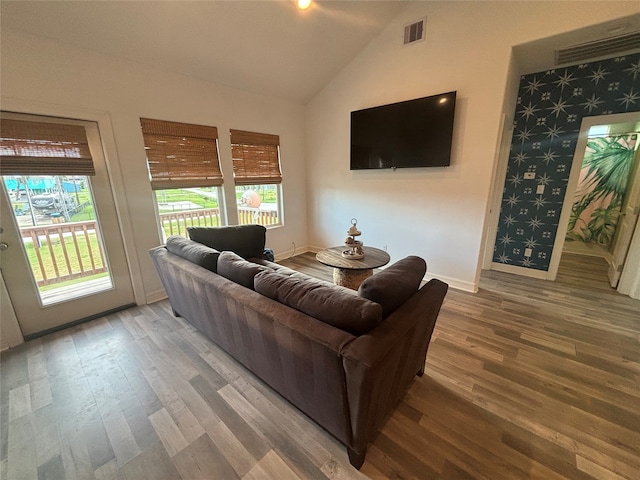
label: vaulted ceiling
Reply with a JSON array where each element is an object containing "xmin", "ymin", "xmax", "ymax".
[
  {"xmin": 3, "ymin": 1, "xmax": 639, "ymax": 104},
  {"xmin": 0, "ymin": 0, "xmax": 409, "ymax": 104}
]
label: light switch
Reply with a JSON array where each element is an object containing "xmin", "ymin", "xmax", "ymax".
[
  {"xmin": 524, "ymin": 248, "xmax": 532, "ymax": 257},
  {"xmin": 536, "ymin": 184, "xmax": 545, "ymax": 194}
]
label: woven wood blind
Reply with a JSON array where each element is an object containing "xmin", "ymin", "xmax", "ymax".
[
  {"xmin": 141, "ymin": 118, "xmax": 223, "ymax": 190},
  {"xmin": 230, "ymin": 129, "xmax": 282, "ymax": 185},
  {"xmin": 0, "ymin": 118, "xmax": 95, "ymax": 176}
]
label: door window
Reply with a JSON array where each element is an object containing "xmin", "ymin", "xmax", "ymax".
[{"xmin": 3, "ymin": 174, "xmax": 113, "ymax": 305}]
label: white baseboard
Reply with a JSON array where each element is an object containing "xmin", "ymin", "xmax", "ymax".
[
  {"xmin": 146, "ymin": 289, "xmax": 168, "ymax": 304},
  {"xmin": 274, "ymin": 244, "xmax": 317, "ymax": 261},
  {"xmin": 490, "ymin": 262, "xmax": 549, "ymax": 280},
  {"xmin": 425, "ymin": 273, "xmax": 478, "ymax": 293}
]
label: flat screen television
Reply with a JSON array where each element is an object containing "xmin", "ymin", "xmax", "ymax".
[{"xmin": 350, "ymin": 91, "xmax": 456, "ymax": 170}]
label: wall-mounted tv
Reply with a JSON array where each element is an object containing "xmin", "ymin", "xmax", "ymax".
[{"xmin": 350, "ymin": 91, "xmax": 456, "ymax": 170}]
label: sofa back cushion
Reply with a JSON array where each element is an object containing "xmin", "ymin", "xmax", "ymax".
[
  {"xmin": 187, "ymin": 225, "xmax": 266, "ymax": 259},
  {"xmin": 165, "ymin": 235, "xmax": 220, "ymax": 273},
  {"xmin": 255, "ymin": 270, "xmax": 382, "ymax": 336},
  {"xmin": 217, "ymin": 251, "xmax": 271, "ymax": 290},
  {"xmin": 358, "ymin": 256, "xmax": 426, "ymax": 317}
]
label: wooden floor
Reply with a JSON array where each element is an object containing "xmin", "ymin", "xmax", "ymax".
[{"xmin": 1, "ymin": 252, "xmax": 639, "ymax": 479}]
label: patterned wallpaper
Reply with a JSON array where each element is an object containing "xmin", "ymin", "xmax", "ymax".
[{"xmin": 493, "ymin": 53, "xmax": 640, "ymax": 271}]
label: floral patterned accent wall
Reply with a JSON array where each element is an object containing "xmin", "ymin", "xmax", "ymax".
[{"xmin": 493, "ymin": 53, "xmax": 640, "ymax": 271}]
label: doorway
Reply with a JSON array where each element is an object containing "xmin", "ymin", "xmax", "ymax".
[
  {"xmin": 0, "ymin": 112, "xmax": 135, "ymax": 339},
  {"xmin": 559, "ymin": 114, "xmax": 640, "ymax": 289}
]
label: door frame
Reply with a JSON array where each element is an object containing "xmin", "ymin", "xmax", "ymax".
[
  {"xmin": 607, "ymin": 132, "xmax": 640, "ymax": 288},
  {"xmin": 482, "ymin": 113, "xmax": 515, "ymax": 271},
  {"xmin": 1, "ymin": 112, "xmax": 136, "ymax": 337},
  {"xmin": 1, "ymin": 97, "xmax": 146, "ymax": 306},
  {"xmin": 484, "ymin": 111, "xmax": 640, "ymax": 298},
  {"xmin": 548, "ymin": 112, "xmax": 640, "ymax": 282}
]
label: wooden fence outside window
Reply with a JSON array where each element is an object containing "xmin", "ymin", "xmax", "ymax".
[{"xmin": 20, "ymin": 207, "xmax": 278, "ymax": 287}]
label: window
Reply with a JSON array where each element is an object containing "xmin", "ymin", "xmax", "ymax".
[
  {"xmin": 0, "ymin": 115, "xmax": 116, "ymax": 304},
  {"xmin": 140, "ymin": 118, "xmax": 224, "ymax": 239},
  {"xmin": 230, "ymin": 129, "xmax": 283, "ymax": 227}
]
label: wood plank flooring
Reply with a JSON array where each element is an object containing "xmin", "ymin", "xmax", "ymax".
[{"xmin": 1, "ymin": 252, "xmax": 639, "ymax": 479}]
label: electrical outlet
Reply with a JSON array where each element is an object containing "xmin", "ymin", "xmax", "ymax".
[
  {"xmin": 524, "ymin": 172, "xmax": 536, "ymax": 180},
  {"xmin": 524, "ymin": 248, "xmax": 532, "ymax": 257}
]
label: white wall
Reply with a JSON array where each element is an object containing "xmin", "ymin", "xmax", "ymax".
[
  {"xmin": 3, "ymin": 2, "xmax": 639, "ymax": 302},
  {"xmin": 305, "ymin": 1, "xmax": 640, "ymax": 292},
  {"xmin": 1, "ymin": 31, "xmax": 308, "ymax": 302}
]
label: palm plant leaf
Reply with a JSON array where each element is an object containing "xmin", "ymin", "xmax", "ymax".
[
  {"xmin": 582, "ymin": 135, "xmax": 635, "ymax": 202},
  {"xmin": 586, "ymin": 196, "xmax": 622, "ymax": 245}
]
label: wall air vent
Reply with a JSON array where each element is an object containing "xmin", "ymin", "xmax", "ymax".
[
  {"xmin": 555, "ymin": 31, "xmax": 640, "ymax": 65},
  {"xmin": 403, "ymin": 18, "xmax": 425, "ymax": 46}
]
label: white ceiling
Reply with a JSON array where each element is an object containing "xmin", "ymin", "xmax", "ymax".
[
  {"xmin": 3, "ymin": 1, "xmax": 639, "ymax": 104},
  {"xmin": 0, "ymin": 0, "xmax": 410, "ymax": 104}
]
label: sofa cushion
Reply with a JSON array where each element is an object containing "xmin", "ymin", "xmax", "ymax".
[
  {"xmin": 358, "ymin": 256, "xmax": 426, "ymax": 317},
  {"xmin": 255, "ymin": 271, "xmax": 383, "ymax": 336},
  {"xmin": 187, "ymin": 225, "xmax": 266, "ymax": 259},
  {"xmin": 165, "ymin": 235, "xmax": 220, "ymax": 273},
  {"xmin": 217, "ymin": 251, "xmax": 271, "ymax": 290}
]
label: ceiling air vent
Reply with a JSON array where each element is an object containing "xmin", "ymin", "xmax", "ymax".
[
  {"xmin": 403, "ymin": 18, "xmax": 425, "ymax": 46},
  {"xmin": 555, "ymin": 31, "xmax": 640, "ymax": 65}
]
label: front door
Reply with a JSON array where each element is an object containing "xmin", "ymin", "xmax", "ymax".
[{"xmin": 0, "ymin": 113, "xmax": 135, "ymax": 338}]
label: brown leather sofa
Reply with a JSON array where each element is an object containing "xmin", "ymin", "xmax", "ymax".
[{"xmin": 149, "ymin": 228, "xmax": 447, "ymax": 469}]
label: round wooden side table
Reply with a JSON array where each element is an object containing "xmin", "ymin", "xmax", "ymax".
[{"xmin": 316, "ymin": 246, "xmax": 390, "ymax": 290}]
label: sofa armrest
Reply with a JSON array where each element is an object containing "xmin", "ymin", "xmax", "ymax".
[{"xmin": 340, "ymin": 279, "xmax": 448, "ymax": 460}]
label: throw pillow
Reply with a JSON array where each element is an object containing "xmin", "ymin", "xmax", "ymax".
[
  {"xmin": 165, "ymin": 235, "xmax": 220, "ymax": 273},
  {"xmin": 217, "ymin": 251, "xmax": 271, "ymax": 290},
  {"xmin": 187, "ymin": 225, "xmax": 266, "ymax": 259},
  {"xmin": 358, "ymin": 256, "xmax": 426, "ymax": 317},
  {"xmin": 254, "ymin": 270, "xmax": 383, "ymax": 336}
]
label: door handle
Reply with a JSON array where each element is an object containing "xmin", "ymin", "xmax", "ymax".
[{"xmin": 0, "ymin": 242, "xmax": 8, "ymax": 251}]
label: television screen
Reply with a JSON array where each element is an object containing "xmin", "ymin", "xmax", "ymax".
[{"xmin": 350, "ymin": 91, "xmax": 456, "ymax": 170}]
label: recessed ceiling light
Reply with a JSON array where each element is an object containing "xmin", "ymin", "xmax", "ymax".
[{"xmin": 298, "ymin": 0, "xmax": 312, "ymax": 10}]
